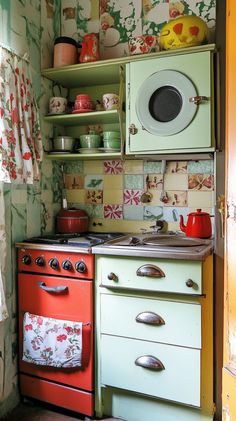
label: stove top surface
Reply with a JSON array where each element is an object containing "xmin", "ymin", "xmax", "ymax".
[{"xmin": 23, "ymin": 232, "xmax": 123, "ymax": 247}]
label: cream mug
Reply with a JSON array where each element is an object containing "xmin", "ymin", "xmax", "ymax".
[
  {"xmin": 102, "ymin": 93, "xmax": 119, "ymax": 111},
  {"xmin": 49, "ymin": 97, "xmax": 67, "ymax": 114}
]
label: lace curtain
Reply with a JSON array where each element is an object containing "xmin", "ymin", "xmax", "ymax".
[{"xmin": 0, "ymin": 46, "xmax": 43, "ymax": 321}]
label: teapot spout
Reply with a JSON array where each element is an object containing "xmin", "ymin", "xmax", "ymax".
[{"xmin": 179, "ymin": 215, "xmax": 186, "ymax": 233}]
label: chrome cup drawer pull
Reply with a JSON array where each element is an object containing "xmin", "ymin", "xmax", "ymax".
[
  {"xmin": 136, "ymin": 264, "xmax": 165, "ymax": 278},
  {"xmin": 37, "ymin": 281, "xmax": 68, "ymax": 293},
  {"xmin": 135, "ymin": 311, "xmax": 165, "ymax": 326},
  {"xmin": 135, "ymin": 355, "xmax": 165, "ymax": 371}
]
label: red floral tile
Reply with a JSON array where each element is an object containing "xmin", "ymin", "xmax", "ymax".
[
  {"xmin": 104, "ymin": 204, "xmax": 123, "ymax": 219},
  {"xmin": 85, "ymin": 189, "xmax": 103, "ymax": 204},
  {"xmin": 103, "ymin": 160, "xmax": 123, "ymax": 174},
  {"xmin": 124, "ymin": 189, "xmax": 142, "ymax": 205}
]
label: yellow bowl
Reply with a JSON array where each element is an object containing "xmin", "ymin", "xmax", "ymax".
[{"xmin": 160, "ymin": 16, "xmax": 209, "ymax": 51}]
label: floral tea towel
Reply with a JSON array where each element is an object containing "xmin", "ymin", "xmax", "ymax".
[{"xmin": 22, "ymin": 312, "xmax": 82, "ymax": 368}]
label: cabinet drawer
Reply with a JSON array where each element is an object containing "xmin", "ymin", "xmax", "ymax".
[
  {"xmin": 99, "ymin": 256, "xmax": 202, "ymax": 295},
  {"xmin": 101, "ymin": 294, "xmax": 201, "ymax": 348},
  {"xmin": 101, "ymin": 335, "xmax": 200, "ymax": 407}
]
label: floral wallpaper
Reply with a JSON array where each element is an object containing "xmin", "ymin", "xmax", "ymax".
[{"xmin": 61, "ymin": 0, "xmax": 216, "ymax": 59}]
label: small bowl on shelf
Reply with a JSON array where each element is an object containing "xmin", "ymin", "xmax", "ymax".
[
  {"xmin": 102, "ymin": 131, "xmax": 120, "ymax": 140},
  {"xmin": 80, "ymin": 133, "xmax": 102, "ymax": 148}
]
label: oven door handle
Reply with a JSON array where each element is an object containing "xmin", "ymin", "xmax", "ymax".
[{"xmin": 37, "ymin": 281, "xmax": 68, "ymax": 293}]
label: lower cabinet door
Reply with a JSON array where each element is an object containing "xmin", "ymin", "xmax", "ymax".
[{"xmin": 100, "ymin": 335, "xmax": 200, "ymax": 407}]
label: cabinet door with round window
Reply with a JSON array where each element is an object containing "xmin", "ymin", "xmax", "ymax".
[{"xmin": 126, "ymin": 50, "xmax": 215, "ymax": 155}]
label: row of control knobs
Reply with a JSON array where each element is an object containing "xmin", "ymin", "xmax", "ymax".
[{"xmin": 22, "ymin": 255, "xmax": 87, "ymax": 273}]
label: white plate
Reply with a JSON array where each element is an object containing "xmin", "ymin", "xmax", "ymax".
[
  {"xmin": 98, "ymin": 147, "xmax": 120, "ymax": 153},
  {"xmin": 77, "ymin": 148, "xmax": 100, "ymax": 154}
]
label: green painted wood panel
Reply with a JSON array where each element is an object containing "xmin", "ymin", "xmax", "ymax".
[
  {"xmin": 126, "ymin": 51, "xmax": 214, "ymax": 154},
  {"xmin": 99, "ymin": 256, "xmax": 202, "ymax": 295},
  {"xmin": 100, "ymin": 335, "xmax": 200, "ymax": 407},
  {"xmin": 100, "ymin": 293, "xmax": 201, "ymax": 348}
]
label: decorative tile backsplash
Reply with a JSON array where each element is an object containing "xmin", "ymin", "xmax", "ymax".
[{"xmin": 64, "ymin": 158, "xmax": 215, "ymax": 224}]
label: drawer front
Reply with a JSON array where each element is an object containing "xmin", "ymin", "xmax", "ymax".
[
  {"xmin": 99, "ymin": 256, "xmax": 202, "ymax": 295},
  {"xmin": 101, "ymin": 294, "xmax": 201, "ymax": 348},
  {"xmin": 101, "ymin": 335, "xmax": 200, "ymax": 407}
]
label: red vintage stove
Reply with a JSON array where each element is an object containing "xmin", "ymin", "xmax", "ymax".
[{"xmin": 16, "ymin": 232, "xmax": 121, "ymax": 417}]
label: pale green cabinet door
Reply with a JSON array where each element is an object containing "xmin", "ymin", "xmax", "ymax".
[
  {"xmin": 126, "ymin": 51, "xmax": 214, "ymax": 154},
  {"xmin": 101, "ymin": 335, "xmax": 201, "ymax": 407}
]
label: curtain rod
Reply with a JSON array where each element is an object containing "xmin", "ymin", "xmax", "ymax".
[{"xmin": 0, "ymin": 42, "xmax": 29, "ymax": 62}]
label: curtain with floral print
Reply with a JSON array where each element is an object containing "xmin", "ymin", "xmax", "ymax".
[
  {"xmin": 0, "ymin": 182, "xmax": 8, "ymax": 322},
  {"xmin": 0, "ymin": 46, "xmax": 42, "ymax": 184}
]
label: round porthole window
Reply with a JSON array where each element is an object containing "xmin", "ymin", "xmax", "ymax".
[{"xmin": 135, "ymin": 70, "xmax": 198, "ymax": 136}]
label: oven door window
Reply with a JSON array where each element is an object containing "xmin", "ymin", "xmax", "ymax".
[{"xmin": 135, "ymin": 70, "xmax": 198, "ymax": 136}]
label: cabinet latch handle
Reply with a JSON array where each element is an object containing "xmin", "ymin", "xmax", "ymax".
[
  {"xmin": 185, "ymin": 279, "xmax": 198, "ymax": 290},
  {"xmin": 136, "ymin": 264, "xmax": 165, "ymax": 278},
  {"xmin": 107, "ymin": 272, "xmax": 118, "ymax": 282},
  {"xmin": 135, "ymin": 355, "xmax": 165, "ymax": 371},
  {"xmin": 129, "ymin": 123, "xmax": 138, "ymax": 135},
  {"xmin": 135, "ymin": 311, "xmax": 165, "ymax": 326},
  {"xmin": 189, "ymin": 95, "xmax": 208, "ymax": 105}
]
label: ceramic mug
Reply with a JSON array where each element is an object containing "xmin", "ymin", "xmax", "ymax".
[
  {"xmin": 74, "ymin": 94, "xmax": 93, "ymax": 111},
  {"xmin": 102, "ymin": 93, "xmax": 119, "ymax": 111},
  {"xmin": 49, "ymin": 97, "xmax": 67, "ymax": 114},
  {"xmin": 128, "ymin": 35, "xmax": 159, "ymax": 55}
]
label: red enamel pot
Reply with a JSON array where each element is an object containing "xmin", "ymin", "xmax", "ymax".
[
  {"xmin": 56, "ymin": 208, "xmax": 89, "ymax": 234},
  {"xmin": 179, "ymin": 208, "xmax": 212, "ymax": 238}
]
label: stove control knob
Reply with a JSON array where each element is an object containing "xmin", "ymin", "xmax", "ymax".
[
  {"xmin": 22, "ymin": 255, "xmax": 31, "ymax": 265},
  {"xmin": 75, "ymin": 261, "xmax": 87, "ymax": 273},
  {"xmin": 62, "ymin": 260, "xmax": 72, "ymax": 271},
  {"xmin": 35, "ymin": 256, "xmax": 45, "ymax": 267},
  {"xmin": 48, "ymin": 258, "xmax": 59, "ymax": 270}
]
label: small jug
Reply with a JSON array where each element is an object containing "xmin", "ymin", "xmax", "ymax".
[{"xmin": 80, "ymin": 33, "xmax": 100, "ymax": 63}]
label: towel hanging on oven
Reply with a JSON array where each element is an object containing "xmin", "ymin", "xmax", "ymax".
[{"xmin": 22, "ymin": 312, "xmax": 83, "ymax": 368}]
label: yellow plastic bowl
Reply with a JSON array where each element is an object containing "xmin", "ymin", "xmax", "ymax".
[{"xmin": 160, "ymin": 15, "xmax": 209, "ymax": 50}]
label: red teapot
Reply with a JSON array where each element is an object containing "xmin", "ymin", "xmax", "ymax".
[{"xmin": 179, "ymin": 208, "xmax": 212, "ymax": 238}]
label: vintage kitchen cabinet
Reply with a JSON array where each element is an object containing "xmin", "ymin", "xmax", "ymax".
[
  {"xmin": 94, "ymin": 253, "xmax": 214, "ymax": 421},
  {"xmin": 126, "ymin": 45, "xmax": 215, "ymax": 155}
]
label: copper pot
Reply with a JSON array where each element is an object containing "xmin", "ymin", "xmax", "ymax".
[{"xmin": 56, "ymin": 209, "xmax": 89, "ymax": 233}]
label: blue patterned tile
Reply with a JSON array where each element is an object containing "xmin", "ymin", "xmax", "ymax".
[
  {"xmin": 124, "ymin": 175, "xmax": 144, "ymax": 189},
  {"xmin": 144, "ymin": 161, "xmax": 162, "ymax": 174},
  {"xmin": 123, "ymin": 205, "xmax": 143, "ymax": 220},
  {"xmin": 187, "ymin": 160, "xmax": 214, "ymax": 174},
  {"xmin": 144, "ymin": 206, "xmax": 164, "ymax": 220}
]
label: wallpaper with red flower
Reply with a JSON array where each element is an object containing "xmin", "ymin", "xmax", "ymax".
[{"xmin": 0, "ymin": 47, "xmax": 42, "ymax": 184}]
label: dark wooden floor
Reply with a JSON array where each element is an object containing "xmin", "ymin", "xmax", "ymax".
[{"xmin": 2, "ymin": 402, "xmax": 122, "ymax": 421}]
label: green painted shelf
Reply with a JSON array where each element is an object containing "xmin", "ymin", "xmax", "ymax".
[
  {"xmin": 44, "ymin": 152, "xmax": 122, "ymax": 160},
  {"xmin": 44, "ymin": 109, "xmax": 124, "ymax": 126}
]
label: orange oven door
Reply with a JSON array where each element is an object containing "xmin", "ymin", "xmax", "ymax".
[{"xmin": 18, "ymin": 273, "xmax": 93, "ymax": 391}]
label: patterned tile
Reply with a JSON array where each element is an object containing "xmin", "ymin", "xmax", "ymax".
[
  {"xmin": 187, "ymin": 160, "xmax": 214, "ymax": 174},
  {"xmin": 103, "ymin": 160, "xmax": 123, "ymax": 174},
  {"xmin": 162, "ymin": 191, "xmax": 188, "ymax": 207},
  {"xmin": 188, "ymin": 174, "xmax": 214, "ymax": 190},
  {"xmin": 123, "ymin": 205, "xmax": 144, "ymax": 220},
  {"xmin": 85, "ymin": 175, "xmax": 103, "ymax": 189},
  {"xmin": 143, "ymin": 206, "xmax": 164, "ymax": 220},
  {"xmin": 163, "ymin": 207, "xmax": 188, "ymax": 223},
  {"xmin": 104, "ymin": 204, "xmax": 123, "ymax": 219},
  {"xmin": 146, "ymin": 174, "xmax": 163, "ymax": 189},
  {"xmin": 166, "ymin": 161, "xmax": 187, "ymax": 174},
  {"xmin": 125, "ymin": 174, "xmax": 144, "ymax": 189},
  {"xmin": 64, "ymin": 161, "xmax": 84, "ymax": 174},
  {"xmin": 64, "ymin": 175, "xmax": 84, "ymax": 190},
  {"xmin": 85, "ymin": 190, "xmax": 103, "ymax": 204},
  {"xmin": 124, "ymin": 189, "xmax": 143, "ymax": 205},
  {"xmin": 144, "ymin": 161, "xmax": 162, "ymax": 174}
]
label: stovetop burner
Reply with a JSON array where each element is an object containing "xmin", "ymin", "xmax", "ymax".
[{"xmin": 24, "ymin": 232, "xmax": 123, "ymax": 247}]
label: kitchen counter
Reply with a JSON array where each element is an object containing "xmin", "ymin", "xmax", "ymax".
[{"xmin": 92, "ymin": 233, "xmax": 213, "ymax": 261}]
